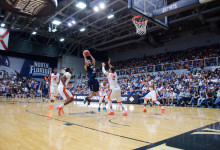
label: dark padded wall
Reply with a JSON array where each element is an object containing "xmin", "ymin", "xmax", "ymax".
[{"xmin": 7, "ymin": 37, "xmax": 61, "ymax": 57}]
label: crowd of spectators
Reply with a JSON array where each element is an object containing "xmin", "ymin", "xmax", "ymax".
[
  {"xmin": 0, "ymin": 72, "xmax": 49, "ymax": 98},
  {"xmin": 95, "ymin": 44, "xmax": 219, "ymax": 75},
  {"xmin": 118, "ymin": 68, "xmax": 220, "ymax": 107},
  {"xmin": 1, "ymin": 68, "xmax": 220, "ymax": 108}
]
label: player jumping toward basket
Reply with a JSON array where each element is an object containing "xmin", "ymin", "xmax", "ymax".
[
  {"xmin": 56, "ymin": 68, "xmax": 74, "ymax": 116},
  {"xmin": 102, "ymin": 59, "xmax": 127, "ymax": 116},
  {"xmin": 98, "ymin": 79, "xmax": 108, "ymax": 112},
  {"xmin": 48, "ymin": 68, "xmax": 60, "ymax": 110},
  {"xmin": 143, "ymin": 76, "xmax": 165, "ymax": 113},
  {"xmin": 83, "ymin": 51, "xmax": 99, "ymax": 105}
]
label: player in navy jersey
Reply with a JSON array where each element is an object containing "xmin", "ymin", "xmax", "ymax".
[{"xmin": 83, "ymin": 52, "xmax": 99, "ymax": 105}]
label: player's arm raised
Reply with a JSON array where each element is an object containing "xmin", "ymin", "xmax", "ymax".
[
  {"xmin": 108, "ymin": 58, "xmax": 112, "ymax": 68},
  {"xmin": 60, "ymin": 75, "xmax": 66, "ymax": 88},
  {"xmin": 102, "ymin": 63, "xmax": 109, "ymax": 76},
  {"xmin": 83, "ymin": 53, "xmax": 89, "ymax": 71},
  {"xmin": 90, "ymin": 54, "xmax": 96, "ymax": 66}
]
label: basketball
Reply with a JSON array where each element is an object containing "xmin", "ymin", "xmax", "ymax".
[{"xmin": 83, "ymin": 50, "xmax": 90, "ymax": 57}]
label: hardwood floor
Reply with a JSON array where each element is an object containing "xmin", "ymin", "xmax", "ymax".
[{"xmin": 0, "ymin": 98, "xmax": 219, "ymax": 150}]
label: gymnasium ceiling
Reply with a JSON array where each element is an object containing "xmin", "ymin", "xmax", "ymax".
[{"xmin": 0, "ymin": 0, "xmax": 219, "ymax": 55}]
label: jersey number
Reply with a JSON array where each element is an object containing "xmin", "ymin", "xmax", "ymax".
[
  {"xmin": 91, "ymin": 66, "xmax": 96, "ymax": 74},
  {"xmin": 112, "ymin": 76, "xmax": 116, "ymax": 80}
]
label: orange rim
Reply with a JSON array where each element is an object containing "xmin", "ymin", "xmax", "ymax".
[{"xmin": 132, "ymin": 16, "xmax": 148, "ymax": 24}]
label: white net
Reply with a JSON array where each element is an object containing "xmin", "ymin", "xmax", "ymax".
[{"xmin": 132, "ymin": 16, "xmax": 148, "ymax": 36}]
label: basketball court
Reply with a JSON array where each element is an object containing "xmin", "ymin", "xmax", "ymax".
[
  {"xmin": 0, "ymin": 0, "xmax": 220, "ymax": 149},
  {"xmin": 0, "ymin": 98, "xmax": 219, "ymax": 150}
]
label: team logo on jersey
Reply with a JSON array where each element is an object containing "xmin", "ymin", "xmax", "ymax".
[{"xmin": 129, "ymin": 96, "xmax": 134, "ymax": 102}]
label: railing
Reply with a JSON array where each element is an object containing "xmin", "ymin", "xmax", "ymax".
[{"xmin": 71, "ymin": 57, "xmax": 219, "ymax": 82}]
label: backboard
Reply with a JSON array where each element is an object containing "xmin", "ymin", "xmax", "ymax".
[{"xmin": 128, "ymin": 0, "xmax": 169, "ymax": 30}]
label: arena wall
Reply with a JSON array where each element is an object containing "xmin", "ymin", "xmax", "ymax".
[{"xmin": 109, "ymin": 32, "xmax": 220, "ymax": 62}]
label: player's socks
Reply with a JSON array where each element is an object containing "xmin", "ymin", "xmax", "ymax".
[
  {"xmin": 161, "ymin": 107, "xmax": 165, "ymax": 113},
  {"xmin": 49, "ymin": 104, "xmax": 53, "ymax": 110},
  {"xmin": 142, "ymin": 106, "xmax": 147, "ymax": 112},
  {"xmin": 56, "ymin": 106, "xmax": 64, "ymax": 116},
  {"xmin": 98, "ymin": 107, "xmax": 100, "ymax": 112}
]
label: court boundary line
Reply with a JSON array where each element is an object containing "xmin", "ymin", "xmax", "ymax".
[
  {"xmin": 109, "ymin": 118, "xmax": 130, "ymax": 127},
  {"xmin": 26, "ymin": 109, "xmax": 151, "ymax": 144},
  {"xmin": 134, "ymin": 121, "xmax": 220, "ymax": 150}
]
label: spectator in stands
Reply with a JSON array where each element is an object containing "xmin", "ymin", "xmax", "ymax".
[
  {"xmin": 213, "ymin": 89, "xmax": 220, "ymax": 107},
  {"xmin": 177, "ymin": 89, "xmax": 185, "ymax": 106},
  {"xmin": 170, "ymin": 89, "xmax": 178, "ymax": 106},
  {"xmin": 189, "ymin": 87, "xmax": 199, "ymax": 106},
  {"xmin": 157, "ymin": 90, "xmax": 163, "ymax": 103},
  {"xmin": 162, "ymin": 90, "xmax": 170, "ymax": 105},
  {"xmin": 197, "ymin": 88, "xmax": 207, "ymax": 107},
  {"xmin": 181, "ymin": 89, "xmax": 191, "ymax": 106},
  {"xmin": 206, "ymin": 89, "xmax": 215, "ymax": 107}
]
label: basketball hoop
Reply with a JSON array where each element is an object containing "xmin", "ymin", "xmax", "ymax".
[{"xmin": 132, "ymin": 16, "xmax": 148, "ymax": 36}]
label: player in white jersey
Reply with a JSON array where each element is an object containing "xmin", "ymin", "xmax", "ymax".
[
  {"xmin": 56, "ymin": 68, "xmax": 74, "ymax": 116},
  {"xmin": 102, "ymin": 59, "xmax": 127, "ymax": 116},
  {"xmin": 98, "ymin": 79, "xmax": 108, "ymax": 112},
  {"xmin": 48, "ymin": 68, "xmax": 60, "ymax": 110},
  {"xmin": 143, "ymin": 76, "xmax": 165, "ymax": 113}
]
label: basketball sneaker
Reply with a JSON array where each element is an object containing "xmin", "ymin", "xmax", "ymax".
[
  {"xmin": 49, "ymin": 105, "xmax": 53, "ymax": 110},
  {"xmin": 103, "ymin": 107, "xmax": 107, "ymax": 111},
  {"xmin": 162, "ymin": 108, "xmax": 166, "ymax": 113},
  {"xmin": 98, "ymin": 107, "xmax": 101, "ymax": 112},
  {"xmin": 87, "ymin": 99, "xmax": 91, "ymax": 105},
  {"xmin": 108, "ymin": 112, "xmax": 115, "ymax": 115},
  {"xmin": 84, "ymin": 97, "xmax": 91, "ymax": 105},
  {"xmin": 83, "ymin": 97, "xmax": 87, "ymax": 104},
  {"xmin": 123, "ymin": 112, "xmax": 127, "ymax": 116},
  {"xmin": 142, "ymin": 108, "xmax": 147, "ymax": 112}
]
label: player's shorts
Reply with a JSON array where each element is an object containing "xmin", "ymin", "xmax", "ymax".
[
  {"xmin": 58, "ymin": 85, "xmax": 73, "ymax": 101},
  {"xmin": 144, "ymin": 90, "xmax": 157, "ymax": 102},
  {"xmin": 50, "ymin": 84, "xmax": 58, "ymax": 97},
  {"xmin": 88, "ymin": 78, "xmax": 99, "ymax": 92},
  {"xmin": 108, "ymin": 87, "xmax": 121, "ymax": 102}
]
